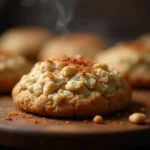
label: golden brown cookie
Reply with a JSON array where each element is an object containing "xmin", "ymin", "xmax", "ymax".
[
  {"xmin": 95, "ymin": 41, "xmax": 150, "ymax": 88},
  {"xmin": 0, "ymin": 51, "xmax": 31, "ymax": 93},
  {"xmin": 0, "ymin": 27, "xmax": 52, "ymax": 61},
  {"xmin": 12, "ymin": 56, "xmax": 131, "ymax": 117},
  {"xmin": 38, "ymin": 32, "xmax": 107, "ymax": 60}
]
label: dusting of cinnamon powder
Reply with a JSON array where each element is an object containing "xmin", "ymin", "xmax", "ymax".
[
  {"xmin": 53, "ymin": 56, "xmax": 93, "ymax": 72},
  {"xmin": 5, "ymin": 111, "xmax": 33, "ymax": 121}
]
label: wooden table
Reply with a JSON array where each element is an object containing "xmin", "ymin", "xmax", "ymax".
[{"xmin": 0, "ymin": 90, "xmax": 149, "ymax": 150}]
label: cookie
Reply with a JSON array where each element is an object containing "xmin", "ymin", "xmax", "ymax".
[
  {"xmin": 0, "ymin": 52, "xmax": 31, "ymax": 93},
  {"xmin": 95, "ymin": 41, "xmax": 150, "ymax": 88},
  {"xmin": 12, "ymin": 56, "xmax": 131, "ymax": 117},
  {"xmin": 38, "ymin": 32, "xmax": 107, "ymax": 60},
  {"xmin": 138, "ymin": 33, "xmax": 150, "ymax": 48},
  {"xmin": 0, "ymin": 27, "xmax": 52, "ymax": 61}
]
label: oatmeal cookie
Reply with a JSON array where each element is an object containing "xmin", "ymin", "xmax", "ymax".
[
  {"xmin": 38, "ymin": 32, "xmax": 107, "ymax": 60},
  {"xmin": 0, "ymin": 52, "xmax": 31, "ymax": 93},
  {"xmin": 0, "ymin": 27, "xmax": 52, "ymax": 61},
  {"xmin": 12, "ymin": 56, "xmax": 131, "ymax": 117},
  {"xmin": 95, "ymin": 41, "xmax": 150, "ymax": 87}
]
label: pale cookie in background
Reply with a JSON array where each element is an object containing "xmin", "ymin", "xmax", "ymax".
[
  {"xmin": 38, "ymin": 32, "xmax": 107, "ymax": 60},
  {"xmin": 0, "ymin": 51, "xmax": 31, "ymax": 93},
  {"xmin": 12, "ymin": 56, "xmax": 131, "ymax": 117},
  {"xmin": 95, "ymin": 41, "xmax": 150, "ymax": 88},
  {"xmin": 138, "ymin": 33, "xmax": 150, "ymax": 48},
  {"xmin": 0, "ymin": 27, "xmax": 52, "ymax": 61}
]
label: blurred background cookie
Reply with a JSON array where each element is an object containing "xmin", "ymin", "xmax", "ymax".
[
  {"xmin": 0, "ymin": 51, "xmax": 31, "ymax": 93},
  {"xmin": 38, "ymin": 32, "xmax": 107, "ymax": 60},
  {"xmin": 138, "ymin": 33, "xmax": 150, "ymax": 47},
  {"xmin": 0, "ymin": 27, "xmax": 52, "ymax": 61},
  {"xmin": 12, "ymin": 56, "xmax": 131, "ymax": 117},
  {"xmin": 95, "ymin": 41, "xmax": 150, "ymax": 88}
]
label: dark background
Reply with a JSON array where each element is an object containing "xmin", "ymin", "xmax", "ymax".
[{"xmin": 0, "ymin": 0, "xmax": 150, "ymax": 44}]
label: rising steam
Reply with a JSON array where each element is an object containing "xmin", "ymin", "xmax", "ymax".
[
  {"xmin": 20, "ymin": 0, "xmax": 74, "ymax": 33},
  {"xmin": 55, "ymin": 0, "xmax": 75, "ymax": 34}
]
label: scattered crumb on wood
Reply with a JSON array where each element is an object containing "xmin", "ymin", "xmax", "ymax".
[
  {"xmin": 84, "ymin": 120, "xmax": 88, "ymax": 123},
  {"xmin": 93, "ymin": 115, "xmax": 103, "ymax": 124},
  {"xmin": 65, "ymin": 121, "xmax": 71, "ymax": 124}
]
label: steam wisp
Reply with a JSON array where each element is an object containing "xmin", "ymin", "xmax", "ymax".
[{"xmin": 55, "ymin": 0, "xmax": 75, "ymax": 34}]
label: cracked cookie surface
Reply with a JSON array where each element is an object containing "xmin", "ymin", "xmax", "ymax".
[{"xmin": 12, "ymin": 56, "xmax": 131, "ymax": 117}]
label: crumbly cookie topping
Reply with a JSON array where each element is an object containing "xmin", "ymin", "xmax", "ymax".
[{"xmin": 19, "ymin": 56, "xmax": 129, "ymax": 105}]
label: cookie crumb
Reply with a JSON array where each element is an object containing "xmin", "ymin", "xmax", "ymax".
[
  {"xmin": 129, "ymin": 113, "xmax": 146, "ymax": 124},
  {"xmin": 42, "ymin": 117, "xmax": 47, "ymax": 122},
  {"xmin": 49, "ymin": 74, "xmax": 54, "ymax": 79},
  {"xmin": 113, "ymin": 121, "xmax": 119, "ymax": 125},
  {"xmin": 5, "ymin": 116, "xmax": 13, "ymax": 121},
  {"xmin": 80, "ymin": 71, "xmax": 86, "ymax": 76},
  {"xmin": 56, "ymin": 121, "xmax": 60, "ymax": 125},
  {"xmin": 84, "ymin": 120, "xmax": 88, "ymax": 123},
  {"xmin": 99, "ymin": 80, "xmax": 103, "ymax": 84},
  {"xmin": 66, "ymin": 120, "xmax": 71, "ymax": 124},
  {"xmin": 120, "ymin": 121, "xmax": 124, "ymax": 125},
  {"xmin": 93, "ymin": 115, "xmax": 103, "ymax": 124},
  {"xmin": 34, "ymin": 119, "xmax": 40, "ymax": 124}
]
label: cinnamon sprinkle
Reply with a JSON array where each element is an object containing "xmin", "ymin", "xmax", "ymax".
[
  {"xmin": 99, "ymin": 80, "xmax": 103, "ymax": 84},
  {"xmin": 5, "ymin": 111, "xmax": 33, "ymax": 120},
  {"xmin": 49, "ymin": 74, "xmax": 54, "ymax": 79},
  {"xmin": 5, "ymin": 116, "xmax": 13, "ymax": 121},
  {"xmin": 80, "ymin": 71, "xmax": 86, "ymax": 76}
]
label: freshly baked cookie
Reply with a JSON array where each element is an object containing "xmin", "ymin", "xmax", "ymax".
[
  {"xmin": 95, "ymin": 41, "xmax": 150, "ymax": 88},
  {"xmin": 0, "ymin": 27, "xmax": 52, "ymax": 61},
  {"xmin": 12, "ymin": 56, "xmax": 131, "ymax": 117},
  {"xmin": 0, "ymin": 52, "xmax": 31, "ymax": 93},
  {"xmin": 38, "ymin": 32, "xmax": 107, "ymax": 60}
]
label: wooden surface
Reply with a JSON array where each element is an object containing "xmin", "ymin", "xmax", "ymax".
[{"xmin": 0, "ymin": 90, "xmax": 149, "ymax": 150}]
